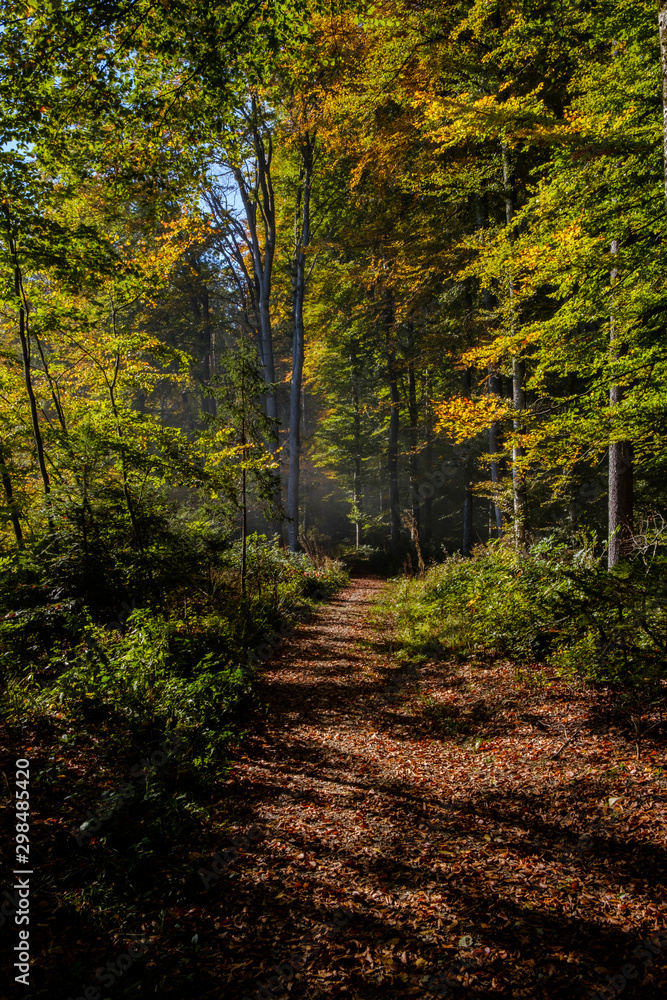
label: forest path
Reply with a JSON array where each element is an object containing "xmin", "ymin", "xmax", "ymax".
[{"xmin": 203, "ymin": 576, "xmax": 667, "ymax": 1000}]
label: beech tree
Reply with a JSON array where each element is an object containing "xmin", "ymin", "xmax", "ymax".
[{"xmin": 0, "ymin": 0, "xmax": 666, "ymax": 564}]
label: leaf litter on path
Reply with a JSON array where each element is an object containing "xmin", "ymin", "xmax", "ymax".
[
  {"xmin": 5, "ymin": 576, "xmax": 666, "ymax": 999},
  {"xmin": 211, "ymin": 578, "xmax": 667, "ymax": 999}
]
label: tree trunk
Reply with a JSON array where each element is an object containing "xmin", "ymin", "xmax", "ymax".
[
  {"xmin": 241, "ymin": 457, "xmax": 248, "ymax": 594},
  {"xmin": 422, "ymin": 370, "xmax": 433, "ymax": 546},
  {"xmin": 3, "ymin": 213, "xmax": 51, "ymax": 500},
  {"xmin": 351, "ymin": 340, "xmax": 362, "ymax": 548},
  {"xmin": 231, "ymin": 101, "xmax": 281, "ymax": 539},
  {"xmin": 287, "ymin": 137, "xmax": 312, "ymax": 552},
  {"xmin": 512, "ymin": 355, "xmax": 527, "ymax": 543},
  {"xmin": 202, "ymin": 284, "xmax": 217, "ymax": 416},
  {"xmin": 378, "ymin": 453, "xmax": 385, "ymax": 516},
  {"xmin": 107, "ymin": 305, "xmax": 142, "ymax": 545},
  {"xmin": 463, "ymin": 485, "xmax": 473, "ymax": 557},
  {"xmin": 301, "ymin": 386, "xmax": 309, "ymax": 537},
  {"xmin": 386, "ymin": 310, "xmax": 401, "ymax": 552},
  {"xmin": 608, "ymin": 438, "xmax": 633, "ymax": 567},
  {"xmin": 608, "ymin": 237, "xmax": 633, "ymax": 567},
  {"xmin": 488, "ymin": 366, "xmax": 504, "ymax": 536},
  {"xmin": 659, "ymin": 2, "xmax": 667, "ymax": 210},
  {"xmin": 407, "ymin": 358, "xmax": 420, "ymax": 541},
  {"xmin": 502, "ymin": 143, "xmax": 528, "ymax": 546},
  {"xmin": 462, "ymin": 367, "xmax": 473, "ymax": 557},
  {"xmin": 476, "ymin": 194, "xmax": 503, "ymax": 536}
]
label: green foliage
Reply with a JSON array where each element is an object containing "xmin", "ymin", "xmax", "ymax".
[
  {"xmin": 390, "ymin": 538, "xmax": 667, "ymax": 699},
  {"xmin": 236, "ymin": 531, "xmax": 348, "ymax": 599},
  {"xmin": 1, "ymin": 535, "xmax": 348, "ymax": 767},
  {"xmin": 203, "ymin": 339, "xmax": 279, "ymax": 522},
  {"xmin": 32, "ymin": 613, "xmax": 245, "ymax": 764}
]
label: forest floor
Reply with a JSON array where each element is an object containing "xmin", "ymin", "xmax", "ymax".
[
  {"xmin": 199, "ymin": 575, "xmax": 667, "ymax": 1000},
  {"xmin": 3, "ymin": 575, "xmax": 667, "ymax": 999}
]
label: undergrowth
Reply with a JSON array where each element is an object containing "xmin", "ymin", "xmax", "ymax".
[
  {"xmin": 0, "ymin": 533, "xmax": 349, "ymax": 771},
  {"xmin": 387, "ymin": 535, "xmax": 667, "ymax": 751}
]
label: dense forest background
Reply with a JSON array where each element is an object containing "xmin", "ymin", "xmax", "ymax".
[
  {"xmin": 2, "ymin": 2, "xmax": 667, "ymax": 999},
  {"xmin": 3, "ymin": 0, "xmax": 667, "ymax": 576},
  {"xmin": 0, "ymin": 0, "xmax": 665, "ymax": 757},
  {"xmin": 0, "ymin": 0, "xmax": 666, "ymax": 764}
]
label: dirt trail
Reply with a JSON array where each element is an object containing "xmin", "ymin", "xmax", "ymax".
[{"xmin": 200, "ymin": 577, "xmax": 667, "ymax": 1000}]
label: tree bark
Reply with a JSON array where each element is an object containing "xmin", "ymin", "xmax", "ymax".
[
  {"xmin": 202, "ymin": 283, "xmax": 217, "ymax": 416},
  {"xmin": 488, "ymin": 366, "xmax": 504, "ymax": 536},
  {"xmin": 231, "ymin": 99, "xmax": 281, "ymax": 538},
  {"xmin": 659, "ymin": 3, "xmax": 667, "ymax": 211},
  {"xmin": 422, "ymin": 369, "xmax": 433, "ymax": 546},
  {"xmin": 462, "ymin": 367, "xmax": 473, "ymax": 557},
  {"xmin": 476, "ymin": 194, "xmax": 503, "ymax": 536},
  {"xmin": 241, "ymin": 421, "xmax": 248, "ymax": 595},
  {"xmin": 608, "ymin": 237, "xmax": 633, "ymax": 567},
  {"xmin": 287, "ymin": 136, "xmax": 312, "ymax": 552},
  {"xmin": 189, "ymin": 263, "xmax": 216, "ymax": 418},
  {"xmin": 512, "ymin": 354, "xmax": 527, "ymax": 541},
  {"xmin": 351, "ymin": 340, "xmax": 362, "ymax": 548},
  {"xmin": 463, "ymin": 485, "xmax": 473, "ymax": 556},
  {"xmin": 378, "ymin": 453, "xmax": 385, "ymax": 516},
  {"xmin": 407, "ymin": 356, "xmax": 421, "ymax": 542},
  {"xmin": 108, "ymin": 305, "xmax": 142, "ymax": 545},
  {"xmin": 385, "ymin": 302, "xmax": 401, "ymax": 552},
  {"xmin": 608, "ymin": 438, "xmax": 633, "ymax": 567},
  {"xmin": 502, "ymin": 143, "xmax": 528, "ymax": 546},
  {"xmin": 3, "ymin": 212, "xmax": 51, "ymax": 499}
]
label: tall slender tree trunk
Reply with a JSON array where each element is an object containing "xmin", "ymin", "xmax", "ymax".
[
  {"xmin": 351, "ymin": 340, "xmax": 363, "ymax": 548},
  {"xmin": 18, "ymin": 298, "xmax": 51, "ymax": 498},
  {"xmin": 488, "ymin": 366, "xmax": 504, "ymax": 536},
  {"xmin": 232, "ymin": 101, "xmax": 281, "ymax": 540},
  {"xmin": 476, "ymin": 194, "xmax": 503, "ymax": 536},
  {"xmin": 241, "ymin": 420, "xmax": 248, "ymax": 594},
  {"xmin": 202, "ymin": 284, "xmax": 217, "ymax": 417},
  {"xmin": 463, "ymin": 485, "xmax": 473, "ymax": 556},
  {"xmin": 422, "ymin": 370, "xmax": 434, "ymax": 547},
  {"xmin": 502, "ymin": 143, "xmax": 528, "ymax": 546},
  {"xmin": 258, "ymin": 268, "xmax": 281, "ymax": 540},
  {"xmin": 108, "ymin": 306, "xmax": 141, "ymax": 546},
  {"xmin": 659, "ymin": 3, "xmax": 667, "ymax": 210},
  {"xmin": 511, "ymin": 354, "xmax": 526, "ymax": 539},
  {"xmin": 378, "ymin": 453, "xmax": 385, "ymax": 516},
  {"xmin": 407, "ymin": 357, "xmax": 421, "ymax": 542},
  {"xmin": 608, "ymin": 439, "xmax": 633, "ymax": 567},
  {"xmin": 385, "ymin": 300, "xmax": 401, "ymax": 552},
  {"xmin": 3, "ymin": 213, "xmax": 51, "ymax": 500},
  {"xmin": 34, "ymin": 330, "xmax": 66, "ymax": 433},
  {"xmin": 462, "ymin": 367, "xmax": 473, "ymax": 557},
  {"xmin": 287, "ymin": 137, "xmax": 312, "ymax": 552},
  {"xmin": 608, "ymin": 237, "xmax": 633, "ymax": 567},
  {"xmin": 300, "ymin": 387, "xmax": 309, "ymax": 537},
  {"xmin": 190, "ymin": 262, "xmax": 214, "ymax": 391}
]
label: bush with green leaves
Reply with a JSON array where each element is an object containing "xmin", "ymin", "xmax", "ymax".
[
  {"xmin": 390, "ymin": 536, "xmax": 667, "ymax": 690},
  {"xmin": 390, "ymin": 539, "xmax": 569, "ymax": 664},
  {"xmin": 0, "ymin": 511, "xmax": 347, "ymax": 671},
  {"xmin": 1, "ymin": 535, "xmax": 349, "ymax": 766},
  {"xmin": 232, "ymin": 533, "xmax": 348, "ymax": 601}
]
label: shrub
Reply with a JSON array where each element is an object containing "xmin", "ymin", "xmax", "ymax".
[
  {"xmin": 390, "ymin": 536, "xmax": 667, "ymax": 692},
  {"xmin": 0, "ymin": 535, "xmax": 349, "ymax": 768}
]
